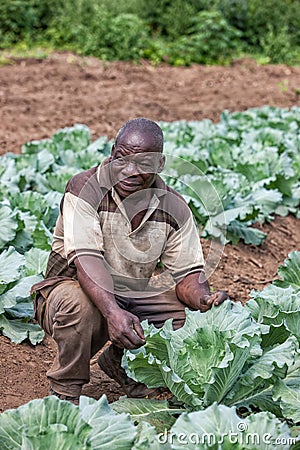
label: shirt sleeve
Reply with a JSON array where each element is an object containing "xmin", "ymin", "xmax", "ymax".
[
  {"xmin": 63, "ymin": 191, "xmax": 104, "ymax": 265},
  {"xmin": 160, "ymin": 211, "xmax": 204, "ymax": 283}
]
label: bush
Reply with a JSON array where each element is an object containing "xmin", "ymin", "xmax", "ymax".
[
  {"xmin": 250, "ymin": 0, "xmax": 300, "ymax": 48},
  {"xmin": 48, "ymin": 2, "xmax": 149, "ymax": 61},
  {"xmin": 0, "ymin": 0, "xmax": 37, "ymax": 46},
  {"xmin": 131, "ymin": 0, "xmax": 207, "ymax": 38},
  {"xmin": 82, "ymin": 13, "xmax": 149, "ymax": 61},
  {"xmin": 218, "ymin": 0, "xmax": 300, "ymax": 49},
  {"xmin": 259, "ymin": 25, "xmax": 295, "ymax": 64},
  {"xmin": 0, "ymin": 0, "xmax": 60, "ymax": 47},
  {"xmin": 217, "ymin": 0, "xmax": 248, "ymax": 33},
  {"xmin": 0, "ymin": 0, "xmax": 299, "ymax": 65},
  {"xmin": 46, "ymin": 0, "xmax": 101, "ymax": 47},
  {"xmin": 166, "ymin": 10, "xmax": 242, "ymax": 65}
]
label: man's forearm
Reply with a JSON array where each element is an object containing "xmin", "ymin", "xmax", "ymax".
[
  {"xmin": 74, "ymin": 255, "xmax": 121, "ymax": 318},
  {"xmin": 74, "ymin": 255, "xmax": 146, "ymax": 348}
]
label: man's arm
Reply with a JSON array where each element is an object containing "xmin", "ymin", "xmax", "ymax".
[
  {"xmin": 175, "ymin": 271, "xmax": 228, "ymax": 312},
  {"xmin": 74, "ymin": 255, "xmax": 145, "ymax": 349}
]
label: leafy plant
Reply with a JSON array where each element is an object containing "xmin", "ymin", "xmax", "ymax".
[
  {"xmin": 275, "ymin": 251, "xmax": 300, "ymax": 290},
  {"xmin": 123, "ymin": 252, "xmax": 300, "ymax": 425},
  {"xmin": 167, "ymin": 10, "xmax": 242, "ymax": 65},
  {"xmin": 0, "ymin": 395, "xmax": 137, "ymax": 449},
  {"xmin": 123, "ymin": 302, "xmax": 299, "ymax": 420},
  {"xmin": 170, "ymin": 403, "xmax": 294, "ymax": 450},
  {"xmin": 2, "ymin": 254, "xmax": 300, "ymax": 447},
  {"xmin": 160, "ymin": 106, "xmax": 300, "ymax": 244}
]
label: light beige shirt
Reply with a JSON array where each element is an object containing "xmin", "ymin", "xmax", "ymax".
[{"xmin": 40, "ymin": 160, "xmax": 204, "ymax": 294}]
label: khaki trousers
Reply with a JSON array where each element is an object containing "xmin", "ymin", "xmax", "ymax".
[{"xmin": 35, "ymin": 280, "xmax": 187, "ymax": 397}]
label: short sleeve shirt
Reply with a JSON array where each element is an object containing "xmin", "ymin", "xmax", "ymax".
[{"xmin": 37, "ymin": 159, "xmax": 204, "ymax": 294}]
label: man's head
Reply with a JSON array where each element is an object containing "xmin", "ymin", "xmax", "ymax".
[{"xmin": 110, "ymin": 118, "xmax": 165, "ymax": 198}]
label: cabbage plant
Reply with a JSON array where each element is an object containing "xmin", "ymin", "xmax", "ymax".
[
  {"xmin": 123, "ymin": 301, "xmax": 299, "ymax": 423},
  {"xmin": 0, "ymin": 395, "xmax": 136, "ymax": 449}
]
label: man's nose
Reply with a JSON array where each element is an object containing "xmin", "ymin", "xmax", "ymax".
[{"xmin": 122, "ymin": 161, "xmax": 138, "ymax": 176}]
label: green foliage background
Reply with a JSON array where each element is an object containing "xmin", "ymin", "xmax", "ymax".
[{"xmin": 0, "ymin": 0, "xmax": 299, "ymax": 64}]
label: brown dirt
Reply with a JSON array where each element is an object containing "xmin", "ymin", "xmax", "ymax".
[{"xmin": 0, "ymin": 53, "xmax": 300, "ymax": 412}]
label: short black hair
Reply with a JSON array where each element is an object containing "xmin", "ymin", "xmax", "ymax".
[{"xmin": 116, "ymin": 118, "xmax": 164, "ymax": 152}]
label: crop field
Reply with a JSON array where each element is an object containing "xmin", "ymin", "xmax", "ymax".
[{"xmin": 0, "ymin": 54, "xmax": 300, "ymax": 448}]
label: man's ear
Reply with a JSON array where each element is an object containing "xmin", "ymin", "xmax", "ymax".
[
  {"xmin": 157, "ymin": 155, "xmax": 166, "ymax": 173},
  {"xmin": 110, "ymin": 144, "xmax": 116, "ymax": 160}
]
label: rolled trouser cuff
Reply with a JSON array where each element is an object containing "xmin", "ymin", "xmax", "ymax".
[{"xmin": 50, "ymin": 381, "xmax": 83, "ymax": 398}]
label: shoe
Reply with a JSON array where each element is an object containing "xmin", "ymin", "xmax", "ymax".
[
  {"xmin": 98, "ymin": 344, "xmax": 168, "ymax": 399},
  {"xmin": 49, "ymin": 388, "xmax": 79, "ymax": 405}
]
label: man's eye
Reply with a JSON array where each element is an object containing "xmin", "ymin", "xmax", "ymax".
[
  {"xmin": 138, "ymin": 162, "xmax": 154, "ymax": 171},
  {"xmin": 114, "ymin": 157, "xmax": 126, "ymax": 165}
]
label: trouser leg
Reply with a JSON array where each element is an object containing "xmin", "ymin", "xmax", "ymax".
[
  {"xmin": 98, "ymin": 342, "xmax": 168, "ymax": 398},
  {"xmin": 36, "ymin": 280, "xmax": 109, "ymax": 397},
  {"xmin": 124, "ymin": 288, "xmax": 188, "ymax": 330}
]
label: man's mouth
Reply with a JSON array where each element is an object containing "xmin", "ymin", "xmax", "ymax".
[{"xmin": 118, "ymin": 179, "xmax": 142, "ymax": 190}]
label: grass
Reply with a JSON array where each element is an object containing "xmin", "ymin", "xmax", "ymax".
[
  {"xmin": 0, "ymin": 42, "xmax": 55, "ymax": 65},
  {"xmin": 0, "ymin": 42, "xmax": 299, "ymax": 68}
]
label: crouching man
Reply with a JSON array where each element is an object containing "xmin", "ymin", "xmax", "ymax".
[{"xmin": 31, "ymin": 118, "xmax": 227, "ymax": 403}]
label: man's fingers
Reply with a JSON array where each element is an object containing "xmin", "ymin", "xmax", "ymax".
[
  {"xmin": 213, "ymin": 290, "xmax": 229, "ymax": 305},
  {"xmin": 200, "ymin": 291, "xmax": 229, "ymax": 310},
  {"xmin": 199, "ymin": 304, "xmax": 210, "ymax": 312},
  {"xmin": 126, "ymin": 330, "xmax": 145, "ymax": 348},
  {"xmin": 202, "ymin": 294, "xmax": 214, "ymax": 306},
  {"xmin": 108, "ymin": 310, "xmax": 146, "ymax": 349},
  {"xmin": 129, "ymin": 330, "xmax": 145, "ymax": 347},
  {"xmin": 123, "ymin": 321, "xmax": 145, "ymax": 348},
  {"xmin": 113, "ymin": 335, "xmax": 136, "ymax": 349},
  {"xmin": 132, "ymin": 318, "xmax": 145, "ymax": 341}
]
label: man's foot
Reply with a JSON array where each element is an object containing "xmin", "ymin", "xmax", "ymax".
[
  {"xmin": 49, "ymin": 388, "xmax": 79, "ymax": 405},
  {"xmin": 98, "ymin": 345, "xmax": 167, "ymax": 399}
]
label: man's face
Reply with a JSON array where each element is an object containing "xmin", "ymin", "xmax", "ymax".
[{"xmin": 110, "ymin": 130, "xmax": 165, "ymax": 198}]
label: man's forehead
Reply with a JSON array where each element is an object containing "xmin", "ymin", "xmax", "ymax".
[
  {"xmin": 116, "ymin": 129, "xmax": 161, "ymax": 152},
  {"xmin": 114, "ymin": 152, "xmax": 160, "ymax": 161}
]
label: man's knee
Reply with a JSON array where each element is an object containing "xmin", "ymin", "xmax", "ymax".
[{"xmin": 45, "ymin": 281, "xmax": 100, "ymax": 331}]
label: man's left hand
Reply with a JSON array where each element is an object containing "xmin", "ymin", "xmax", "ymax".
[{"xmin": 199, "ymin": 290, "xmax": 229, "ymax": 312}]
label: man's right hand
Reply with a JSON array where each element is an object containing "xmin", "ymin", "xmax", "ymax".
[{"xmin": 106, "ymin": 308, "xmax": 146, "ymax": 349}]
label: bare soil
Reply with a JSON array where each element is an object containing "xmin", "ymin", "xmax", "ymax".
[{"xmin": 0, "ymin": 53, "xmax": 300, "ymax": 412}]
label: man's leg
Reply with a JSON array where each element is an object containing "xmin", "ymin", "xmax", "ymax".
[
  {"xmin": 36, "ymin": 280, "xmax": 109, "ymax": 398},
  {"xmin": 97, "ymin": 344, "xmax": 165, "ymax": 398},
  {"xmin": 127, "ymin": 288, "xmax": 187, "ymax": 330}
]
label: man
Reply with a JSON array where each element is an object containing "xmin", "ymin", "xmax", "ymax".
[{"xmin": 31, "ymin": 118, "xmax": 227, "ymax": 403}]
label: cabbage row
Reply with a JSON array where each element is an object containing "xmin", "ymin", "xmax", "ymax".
[{"xmin": 0, "ymin": 106, "xmax": 299, "ymax": 343}]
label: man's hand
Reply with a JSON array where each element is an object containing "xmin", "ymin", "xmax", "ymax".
[
  {"xmin": 199, "ymin": 290, "xmax": 228, "ymax": 312},
  {"xmin": 176, "ymin": 272, "xmax": 228, "ymax": 313},
  {"xmin": 106, "ymin": 308, "xmax": 146, "ymax": 349}
]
